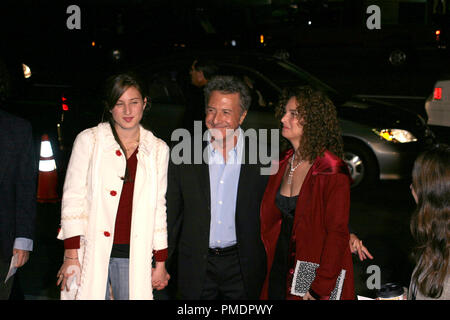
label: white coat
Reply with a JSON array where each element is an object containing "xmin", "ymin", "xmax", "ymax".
[{"xmin": 57, "ymin": 122, "xmax": 169, "ymax": 300}]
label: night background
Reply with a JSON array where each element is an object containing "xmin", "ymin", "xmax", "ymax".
[{"xmin": 0, "ymin": 0, "xmax": 449, "ymax": 301}]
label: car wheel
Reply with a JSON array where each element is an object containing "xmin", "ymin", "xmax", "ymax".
[
  {"xmin": 343, "ymin": 141, "xmax": 378, "ymax": 190},
  {"xmin": 388, "ymin": 48, "xmax": 407, "ymax": 67}
]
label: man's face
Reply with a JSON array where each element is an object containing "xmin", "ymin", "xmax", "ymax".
[
  {"xmin": 205, "ymin": 91, "xmax": 247, "ymax": 143},
  {"xmin": 190, "ymin": 61, "xmax": 206, "ymax": 87}
]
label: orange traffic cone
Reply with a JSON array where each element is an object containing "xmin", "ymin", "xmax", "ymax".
[{"xmin": 37, "ymin": 134, "xmax": 60, "ymax": 203}]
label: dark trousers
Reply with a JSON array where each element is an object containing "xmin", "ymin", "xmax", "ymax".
[
  {"xmin": 0, "ymin": 258, "xmax": 14, "ymax": 300},
  {"xmin": 200, "ymin": 246, "xmax": 247, "ymax": 300}
]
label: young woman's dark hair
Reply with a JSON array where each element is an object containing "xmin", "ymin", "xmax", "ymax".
[
  {"xmin": 103, "ymin": 73, "xmax": 148, "ymax": 181},
  {"xmin": 410, "ymin": 144, "xmax": 450, "ymax": 299},
  {"xmin": 103, "ymin": 73, "xmax": 148, "ymax": 115}
]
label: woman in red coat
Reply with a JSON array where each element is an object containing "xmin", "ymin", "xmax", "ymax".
[{"xmin": 260, "ymin": 86, "xmax": 355, "ymax": 300}]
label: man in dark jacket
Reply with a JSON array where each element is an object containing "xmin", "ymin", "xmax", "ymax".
[
  {"xmin": 167, "ymin": 75, "xmax": 269, "ymax": 299},
  {"xmin": 0, "ymin": 59, "xmax": 37, "ymax": 299}
]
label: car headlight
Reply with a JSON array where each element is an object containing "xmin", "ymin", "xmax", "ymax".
[
  {"xmin": 22, "ymin": 63, "xmax": 31, "ymax": 78},
  {"xmin": 373, "ymin": 129, "xmax": 417, "ymax": 143}
]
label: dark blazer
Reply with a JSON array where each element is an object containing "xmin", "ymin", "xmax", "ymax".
[
  {"xmin": 167, "ymin": 135, "xmax": 269, "ymax": 299},
  {"xmin": 0, "ymin": 109, "xmax": 37, "ymax": 261}
]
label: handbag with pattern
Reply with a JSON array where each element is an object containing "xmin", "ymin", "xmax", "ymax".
[{"xmin": 290, "ymin": 260, "xmax": 346, "ymax": 300}]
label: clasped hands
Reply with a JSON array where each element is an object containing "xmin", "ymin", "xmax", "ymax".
[{"xmin": 152, "ymin": 261, "xmax": 170, "ymax": 291}]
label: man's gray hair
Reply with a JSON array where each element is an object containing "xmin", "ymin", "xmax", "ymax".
[{"xmin": 204, "ymin": 75, "xmax": 252, "ymax": 113}]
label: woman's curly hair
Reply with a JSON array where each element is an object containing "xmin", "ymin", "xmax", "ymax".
[{"xmin": 275, "ymin": 85, "xmax": 344, "ymax": 161}]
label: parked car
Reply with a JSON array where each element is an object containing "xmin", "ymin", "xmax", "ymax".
[
  {"xmin": 125, "ymin": 51, "xmax": 435, "ymax": 190},
  {"xmin": 425, "ymin": 78, "xmax": 450, "ymax": 128}
]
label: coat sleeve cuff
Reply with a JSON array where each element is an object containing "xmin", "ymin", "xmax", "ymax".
[
  {"xmin": 64, "ymin": 236, "xmax": 81, "ymax": 249},
  {"xmin": 14, "ymin": 238, "xmax": 33, "ymax": 251},
  {"xmin": 153, "ymin": 248, "xmax": 168, "ymax": 262}
]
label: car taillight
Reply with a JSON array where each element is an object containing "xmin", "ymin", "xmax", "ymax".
[
  {"xmin": 436, "ymin": 30, "xmax": 441, "ymax": 41},
  {"xmin": 434, "ymin": 87, "xmax": 442, "ymax": 100},
  {"xmin": 62, "ymin": 96, "xmax": 69, "ymax": 111}
]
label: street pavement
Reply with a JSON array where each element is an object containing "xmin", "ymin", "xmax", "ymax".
[{"xmin": 350, "ymin": 180, "xmax": 416, "ymax": 299}]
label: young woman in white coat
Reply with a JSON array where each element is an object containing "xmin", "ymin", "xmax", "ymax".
[{"xmin": 56, "ymin": 73, "xmax": 170, "ymax": 300}]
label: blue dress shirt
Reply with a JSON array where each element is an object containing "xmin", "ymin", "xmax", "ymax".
[
  {"xmin": 207, "ymin": 129, "xmax": 244, "ymax": 249},
  {"xmin": 14, "ymin": 238, "xmax": 33, "ymax": 251}
]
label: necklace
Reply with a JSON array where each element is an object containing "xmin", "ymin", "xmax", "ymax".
[{"xmin": 287, "ymin": 153, "xmax": 303, "ymax": 185}]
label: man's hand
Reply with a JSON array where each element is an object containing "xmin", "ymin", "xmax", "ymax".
[
  {"xmin": 152, "ymin": 261, "xmax": 170, "ymax": 291},
  {"xmin": 12, "ymin": 249, "xmax": 29, "ymax": 268}
]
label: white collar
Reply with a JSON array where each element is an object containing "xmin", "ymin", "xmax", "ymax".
[{"xmin": 98, "ymin": 122, "xmax": 155, "ymax": 157}]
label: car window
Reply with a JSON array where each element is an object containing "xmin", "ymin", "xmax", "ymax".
[
  {"xmin": 252, "ymin": 59, "xmax": 310, "ymax": 89},
  {"xmin": 216, "ymin": 63, "xmax": 281, "ymax": 111},
  {"xmin": 146, "ymin": 69, "xmax": 186, "ymax": 104}
]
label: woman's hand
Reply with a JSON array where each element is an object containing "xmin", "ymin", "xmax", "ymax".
[
  {"xmin": 303, "ymin": 291, "xmax": 316, "ymax": 300},
  {"xmin": 56, "ymin": 249, "xmax": 81, "ymax": 291},
  {"xmin": 350, "ymin": 234, "xmax": 374, "ymax": 261},
  {"xmin": 152, "ymin": 261, "xmax": 170, "ymax": 291}
]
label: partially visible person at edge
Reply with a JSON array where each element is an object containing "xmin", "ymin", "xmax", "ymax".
[
  {"xmin": 260, "ymin": 86, "xmax": 355, "ymax": 300},
  {"xmin": 0, "ymin": 59, "xmax": 37, "ymax": 300},
  {"xmin": 408, "ymin": 144, "xmax": 450, "ymax": 300},
  {"xmin": 184, "ymin": 59, "xmax": 219, "ymax": 130},
  {"xmin": 56, "ymin": 73, "xmax": 170, "ymax": 300}
]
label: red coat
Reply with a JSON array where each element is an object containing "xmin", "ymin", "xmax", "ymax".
[{"xmin": 260, "ymin": 149, "xmax": 355, "ymax": 300}]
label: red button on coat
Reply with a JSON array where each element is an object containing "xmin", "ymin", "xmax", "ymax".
[
  {"xmin": 104, "ymin": 231, "xmax": 110, "ymax": 237},
  {"xmin": 116, "ymin": 150, "xmax": 122, "ymax": 156},
  {"xmin": 110, "ymin": 190, "xmax": 117, "ymax": 196}
]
